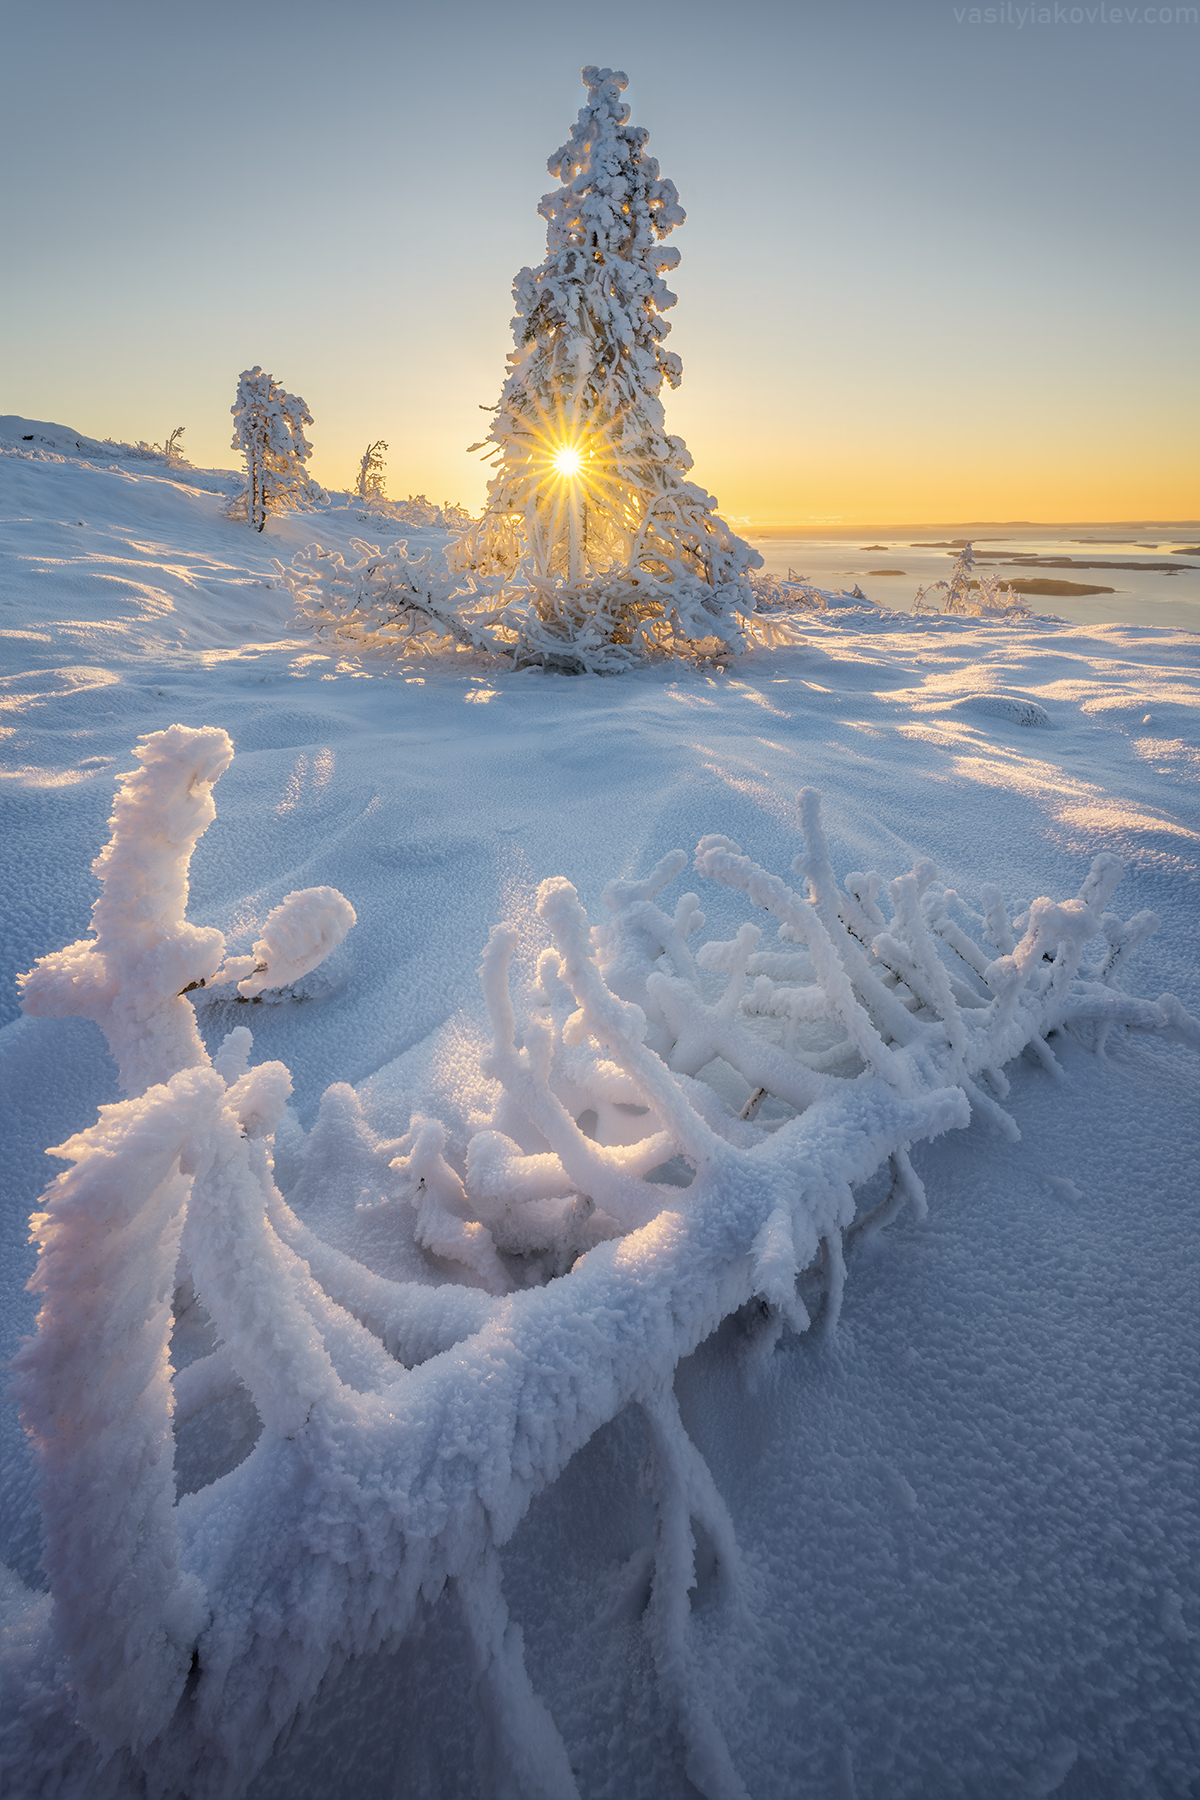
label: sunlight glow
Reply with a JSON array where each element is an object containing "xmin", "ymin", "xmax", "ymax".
[{"xmin": 552, "ymin": 444, "xmax": 584, "ymax": 480}]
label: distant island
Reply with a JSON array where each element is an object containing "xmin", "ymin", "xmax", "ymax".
[
  {"xmin": 976, "ymin": 555, "xmax": 1194, "ymax": 574},
  {"xmin": 1005, "ymin": 578, "xmax": 1115, "ymax": 597}
]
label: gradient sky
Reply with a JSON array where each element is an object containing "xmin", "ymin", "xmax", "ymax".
[{"xmin": 2, "ymin": 0, "xmax": 1197, "ymax": 523}]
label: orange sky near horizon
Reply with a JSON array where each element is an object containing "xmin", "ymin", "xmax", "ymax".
[
  {"xmin": 691, "ymin": 438, "xmax": 1198, "ymax": 529},
  {"xmin": 269, "ymin": 355, "xmax": 1196, "ymax": 529}
]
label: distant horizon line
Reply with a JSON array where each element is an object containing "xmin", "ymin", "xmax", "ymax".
[
  {"xmin": 4, "ymin": 422, "xmax": 1197, "ymax": 537},
  {"xmin": 739, "ymin": 520, "xmax": 1200, "ymax": 536}
]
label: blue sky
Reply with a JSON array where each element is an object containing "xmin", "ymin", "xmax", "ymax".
[{"xmin": 2, "ymin": 0, "xmax": 1196, "ymax": 519}]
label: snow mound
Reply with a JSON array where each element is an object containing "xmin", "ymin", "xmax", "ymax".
[
  {"xmin": 950, "ymin": 694, "xmax": 1053, "ymax": 728},
  {"xmin": 0, "ymin": 414, "xmax": 183, "ymax": 468}
]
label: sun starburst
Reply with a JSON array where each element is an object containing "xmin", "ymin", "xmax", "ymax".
[{"xmin": 551, "ymin": 444, "xmax": 584, "ymax": 480}]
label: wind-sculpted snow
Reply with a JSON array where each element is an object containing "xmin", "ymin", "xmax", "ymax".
[{"xmin": 7, "ymin": 727, "xmax": 1198, "ymax": 1800}]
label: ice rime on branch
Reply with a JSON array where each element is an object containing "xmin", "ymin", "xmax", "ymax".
[
  {"xmin": 17, "ymin": 725, "xmax": 356, "ymax": 1094},
  {"xmin": 355, "ymin": 438, "xmax": 387, "ymax": 500},
  {"xmin": 11, "ymin": 729, "xmax": 1198, "ymax": 1800}
]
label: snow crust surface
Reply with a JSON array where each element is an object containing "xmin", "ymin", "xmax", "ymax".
[{"xmin": 1, "ymin": 437, "xmax": 1198, "ymax": 1799}]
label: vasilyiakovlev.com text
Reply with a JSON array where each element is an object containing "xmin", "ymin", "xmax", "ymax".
[{"xmin": 954, "ymin": 3, "xmax": 1197, "ymax": 22}]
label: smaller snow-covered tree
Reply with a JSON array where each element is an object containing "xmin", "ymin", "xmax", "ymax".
[
  {"xmin": 356, "ymin": 440, "xmax": 388, "ymax": 500},
  {"xmin": 230, "ymin": 368, "xmax": 326, "ymax": 531},
  {"xmin": 914, "ymin": 543, "xmax": 1029, "ymax": 619},
  {"xmin": 163, "ymin": 426, "xmax": 187, "ymax": 466}
]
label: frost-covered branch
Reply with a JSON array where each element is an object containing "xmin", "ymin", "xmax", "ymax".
[
  {"xmin": 17, "ymin": 724, "xmax": 234, "ymax": 1094},
  {"xmin": 12, "ymin": 731, "xmax": 1198, "ymax": 1800},
  {"xmin": 207, "ymin": 885, "xmax": 356, "ymax": 999},
  {"xmin": 18, "ymin": 727, "xmax": 357, "ymax": 1091},
  {"xmin": 12, "ymin": 1080, "xmax": 209, "ymax": 1755},
  {"xmin": 355, "ymin": 438, "xmax": 387, "ymax": 500},
  {"xmin": 279, "ymin": 537, "xmax": 508, "ymax": 659},
  {"xmin": 639, "ymin": 1382, "xmax": 750, "ymax": 1800},
  {"xmin": 284, "ymin": 537, "xmax": 825, "ymax": 673}
]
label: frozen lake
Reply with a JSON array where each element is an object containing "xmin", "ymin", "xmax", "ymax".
[{"xmin": 749, "ymin": 527, "xmax": 1200, "ymax": 633}]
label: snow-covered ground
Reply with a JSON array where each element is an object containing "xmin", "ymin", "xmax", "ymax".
[{"xmin": 1, "ymin": 433, "xmax": 1197, "ymax": 1799}]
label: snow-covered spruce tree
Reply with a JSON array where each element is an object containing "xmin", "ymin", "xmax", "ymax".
[
  {"xmin": 454, "ymin": 66, "xmax": 763, "ymax": 662},
  {"xmin": 230, "ymin": 368, "xmax": 326, "ymax": 532}
]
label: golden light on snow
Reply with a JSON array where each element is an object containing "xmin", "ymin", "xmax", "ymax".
[{"xmin": 551, "ymin": 444, "xmax": 584, "ymax": 480}]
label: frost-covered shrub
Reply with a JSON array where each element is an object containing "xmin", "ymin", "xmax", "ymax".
[
  {"xmin": 229, "ymin": 367, "xmax": 327, "ymax": 531},
  {"xmin": 914, "ymin": 542, "xmax": 1030, "ymax": 618},
  {"xmin": 356, "ymin": 438, "xmax": 387, "ymax": 499},
  {"xmin": 283, "ymin": 542, "xmax": 826, "ymax": 674},
  {"xmin": 11, "ymin": 729, "xmax": 1197, "ymax": 1800},
  {"xmin": 349, "ymin": 491, "xmax": 473, "ymax": 531},
  {"xmin": 101, "ymin": 435, "xmax": 184, "ymax": 464},
  {"xmin": 748, "ymin": 571, "xmax": 828, "ymax": 617},
  {"xmin": 281, "ymin": 538, "xmax": 507, "ymax": 659},
  {"xmin": 1, "ymin": 423, "xmax": 186, "ymax": 466}
]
